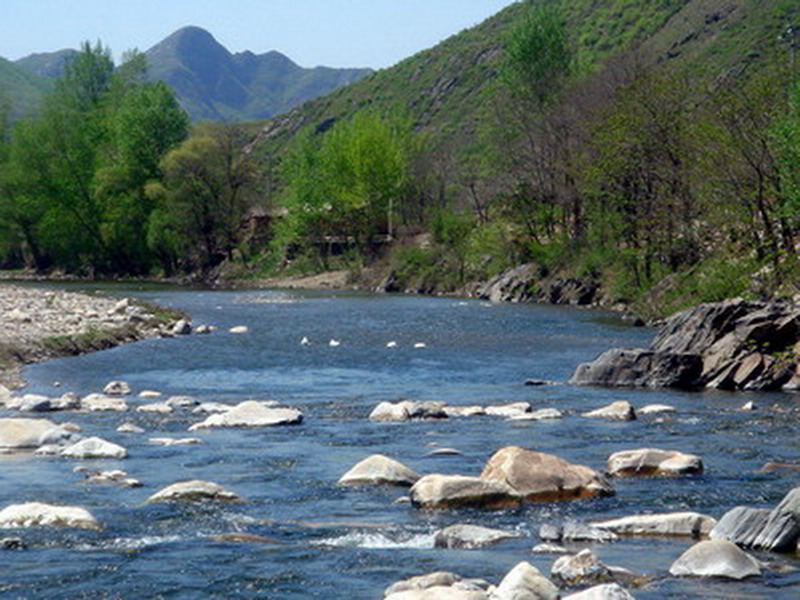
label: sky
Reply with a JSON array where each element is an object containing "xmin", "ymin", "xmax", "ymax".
[{"xmin": 0, "ymin": 1, "xmax": 518, "ymax": 69}]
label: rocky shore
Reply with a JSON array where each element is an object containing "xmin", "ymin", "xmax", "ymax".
[
  {"xmin": 571, "ymin": 297, "xmax": 800, "ymax": 391},
  {"xmin": 0, "ymin": 284, "xmax": 184, "ymax": 389}
]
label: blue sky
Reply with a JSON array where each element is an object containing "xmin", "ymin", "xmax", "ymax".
[{"xmin": 0, "ymin": 1, "xmax": 517, "ymax": 69}]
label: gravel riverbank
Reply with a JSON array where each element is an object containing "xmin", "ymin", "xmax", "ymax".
[{"xmin": 0, "ymin": 284, "xmax": 183, "ymax": 389}]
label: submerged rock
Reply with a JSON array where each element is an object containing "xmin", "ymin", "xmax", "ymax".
[
  {"xmin": 480, "ymin": 446, "xmax": 614, "ymax": 502},
  {"xmin": 0, "ymin": 502, "xmax": 100, "ymax": 530},
  {"xmin": 189, "ymin": 401, "xmax": 302, "ymax": 430},
  {"xmin": 116, "ymin": 422, "xmax": 145, "ymax": 434},
  {"xmin": 339, "ymin": 454, "xmax": 420, "ymax": 487},
  {"xmin": 607, "ymin": 448, "xmax": 703, "ymax": 477},
  {"xmin": 410, "ymin": 475, "xmax": 520, "ymax": 510},
  {"xmin": 0, "ymin": 418, "xmax": 57, "ymax": 450},
  {"xmin": 146, "ymin": 480, "xmax": 243, "ymax": 503},
  {"xmin": 136, "ymin": 402, "xmax": 173, "ymax": 414},
  {"xmin": 434, "ymin": 524, "xmax": 519, "ymax": 549},
  {"xmin": 669, "ymin": 539, "xmax": 761, "ymax": 579},
  {"xmin": 590, "ymin": 512, "xmax": 716, "ymax": 538}
]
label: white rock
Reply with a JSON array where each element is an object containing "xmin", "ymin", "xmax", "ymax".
[
  {"xmin": 582, "ymin": 401, "xmax": 636, "ymax": 421},
  {"xmin": 485, "ymin": 402, "xmax": 530, "ymax": 417},
  {"xmin": 443, "ymin": 405, "xmax": 485, "ymax": 418},
  {"xmin": 229, "ymin": 325, "xmax": 249, "ymax": 334},
  {"xmin": 508, "ymin": 408, "xmax": 563, "ymax": 421},
  {"xmin": 491, "ymin": 561, "xmax": 559, "ymax": 600},
  {"xmin": 669, "ymin": 539, "xmax": 761, "ymax": 579},
  {"xmin": 638, "ymin": 404, "xmax": 676, "ymax": 416},
  {"xmin": 369, "ymin": 401, "xmax": 412, "ymax": 421},
  {"xmin": 172, "ymin": 319, "xmax": 192, "ymax": 335},
  {"xmin": 149, "ymin": 437, "xmax": 202, "ymax": 446},
  {"xmin": 80, "ymin": 394, "xmax": 128, "ymax": 412},
  {"xmin": 0, "ymin": 418, "xmax": 57, "ymax": 449},
  {"xmin": 103, "ymin": 381, "xmax": 131, "ymax": 396},
  {"xmin": 607, "ymin": 448, "xmax": 703, "ymax": 477},
  {"xmin": 189, "ymin": 401, "xmax": 302, "ymax": 430},
  {"xmin": 434, "ymin": 524, "xmax": 519, "ymax": 549},
  {"xmin": 192, "ymin": 402, "xmax": 232, "ymax": 414},
  {"xmin": 0, "ymin": 502, "xmax": 100, "ymax": 530},
  {"xmin": 338, "ymin": 454, "xmax": 420, "ymax": 486},
  {"xmin": 136, "ymin": 402, "xmax": 173, "ymax": 414},
  {"xmin": 117, "ymin": 423, "xmax": 145, "ymax": 434},
  {"xmin": 590, "ymin": 512, "xmax": 717, "ymax": 538},
  {"xmin": 138, "ymin": 390, "xmax": 162, "ymax": 399},
  {"xmin": 61, "ymin": 437, "xmax": 128, "ymax": 459},
  {"xmin": 146, "ymin": 480, "xmax": 243, "ymax": 503},
  {"xmin": 166, "ymin": 395, "xmax": 198, "ymax": 408}
]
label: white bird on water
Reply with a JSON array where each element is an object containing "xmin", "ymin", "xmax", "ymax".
[
  {"xmin": 329, "ymin": 339, "xmax": 341, "ymax": 347},
  {"xmin": 300, "ymin": 336, "xmax": 310, "ymax": 346},
  {"xmin": 386, "ymin": 341, "xmax": 397, "ymax": 348},
  {"xmin": 413, "ymin": 342, "xmax": 427, "ymax": 349}
]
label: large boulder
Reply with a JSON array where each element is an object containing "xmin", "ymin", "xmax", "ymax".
[
  {"xmin": 434, "ymin": 524, "xmax": 519, "ymax": 549},
  {"xmin": 491, "ymin": 561, "xmax": 559, "ymax": 600},
  {"xmin": 384, "ymin": 572, "xmax": 491, "ymax": 600},
  {"xmin": 607, "ymin": 449, "xmax": 703, "ymax": 477},
  {"xmin": 570, "ymin": 349, "xmax": 702, "ymax": 389},
  {"xmin": 0, "ymin": 418, "xmax": 57, "ymax": 450},
  {"xmin": 0, "ymin": 502, "xmax": 100, "ymax": 530},
  {"xmin": 551, "ymin": 549, "xmax": 615, "ymax": 586},
  {"xmin": 190, "ymin": 401, "xmax": 302, "ymax": 430},
  {"xmin": 60, "ymin": 437, "xmax": 127, "ymax": 459},
  {"xmin": 710, "ymin": 487, "xmax": 800, "ymax": 552},
  {"xmin": 409, "ymin": 475, "xmax": 520, "ymax": 510},
  {"xmin": 146, "ymin": 480, "xmax": 243, "ymax": 503},
  {"xmin": 669, "ymin": 539, "xmax": 761, "ymax": 579},
  {"xmin": 338, "ymin": 455, "xmax": 420, "ymax": 487},
  {"xmin": 590, "ymin": 512, "xmax": 716, "ymax": 538},
  {"xmin": 480, "ymin": 446, "xmax": 614, "ymax": 502}
]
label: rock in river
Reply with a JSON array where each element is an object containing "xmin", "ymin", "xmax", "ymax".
[
  {"xmin": 339, "ymin": 454, "xmax": 420, "ymax": 487},
  {"xmin": 434, "ymin": 524, "xmax": 519, "ymax": 549},
  {"xmin": 590, "ymin": 512, "xmax": 716, "ymax": 538},
  {"xmin": 0, "ymin": 418, "xmax": 57, "ymax": 450},
  {"xmin": 492, "ymin": 561, "xmax": 559, "ymax": 600},
  {"xmin": 147, "ymin": 480, "xmax": 243, "ymax": 503},
  {"xmin": 189, "ymin": 401, "xmax": 302, "ymax": 430},
  {"xmin": 0, "ymin": 502, "xmax": 100, "ymax": 530},
  {"xmin": 481, "ymin": 446, "xmax": 614, "ymax": 502},
  {"xmin": 582, "ymin": 401, "xmax": 636, "ymax": 421},
  {"xmin": 384, "ymin": 571, "xmax": 491, "ymax": 599},
  {"xmin": 563, "ymin": 583, "xmax": 636, "ymax": 600},
  {"xmin": 80, "ymin": 394, "xmax": 128, "ymax": 412},
  {"xmin": 410, "ymin": 475, "xmax": 520, "ymax": 510},
  {"xmin": 669, "ymin": 539, "xmax": 761, "ymax": 579},
  {"xmin": 103, "ymin": 380, "xmax": 131, "ymax": 396},
  {"xmin": 61, "ymin": 437, "xmax": 128, "ymax": 459},
  {"xmin": 607, "ymin": 448, "xmax": 703, "ymax": 477}
]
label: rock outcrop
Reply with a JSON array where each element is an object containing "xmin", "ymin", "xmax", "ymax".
[
  {"xmin": 571, "ymin": 298, "xmax": 800, "ymax": 391},
  {"xmin": 590, "ymin": 512, "xmax": 716, "ymax": 538}
]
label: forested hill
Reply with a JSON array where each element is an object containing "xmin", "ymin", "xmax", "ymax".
[{"xmin": 5, "ymin": 27, "xmax": 372, "ymax": 122}]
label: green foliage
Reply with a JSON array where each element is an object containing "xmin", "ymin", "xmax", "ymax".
[{"xmin": 772, "ymin": 77, "xmax": 800, "ymax": 229}]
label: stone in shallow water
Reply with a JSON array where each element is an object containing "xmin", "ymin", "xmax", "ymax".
[
  {"xmin": 493, "ymin": 561, "xmax": 558, "ymax": 600},
  {"xmin": 710, "ymin": 487, "xmax": 800, "ymax": 552},
  {"xmin": 338, "ymin": 454, "xmax": 420, "ymax": 487},
  {"xmin": 434, "ymin": 524, "xmax": 519, "ymax": 549},
  {"xmin": 0, "ymin": 502, "xmax": 100, "ymax": 530},
  {"xmin": 551, "ymin": 549, "xmax": 617, "ymax": 586},
  {"xmin": 484, "ymin": 402, "xmax": 531, "ymax": 418},
  {"xmin": 481, "ymin": 446, "xmax": 614, "ymax": 502},
  {"xmin": 0, "ymin": 418, "xmax": 57, "ymax": 450},
  {"xmin": 80, "ymin": 394, "xmax": 128, "ymax": 412},
  {"xmin": 60, "ymin": 437, "xmax": 128, "ymax": 459},
  {"xmin": 410, "ymin": 474, "xmax": 520, "ymax": 510},
  {"xmin": 669, "ymin": 539, "xmax": 761, "ymax": 579},
  {"xmin": 146, "ymin": 480, "xmax": 243, "ymax": 504},
  {"xmin": 103, "ymin": 380, "xmax": 131, "ymax": 396},
  {"xmin": 189, "ymin": 401, "xmax": 302, "ymax": 430},
  {"xmin": 607, "ymin": 448, "xmax": 703, "ymax": 477},
  {"xmin": 117, "ymin": 423, "xmax": 145, "ymax": 434},
  {"xmin": 136, "ymin": 402, "xmax": 173, "ymax": 414},
  {"xmin": 582, "ymin": 401, "xmax": 636, "ymax": 421},
  {"xmin": 638, "ymin": 404, "xmax": 675, "ymax": 416},
  {"xmin": 590, "ymin": 512, "xmax": 717, "ymax": 538},
  {"xmin": 563, "ymin": 583, "xmax": 636, "ymax": 600}
]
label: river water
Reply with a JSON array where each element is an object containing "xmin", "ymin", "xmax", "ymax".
[{"xmin": 2, "ymin": 287, "xmax": 799, "ymax": 598}]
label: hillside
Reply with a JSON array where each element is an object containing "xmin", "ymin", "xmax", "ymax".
[
  {"xmin": 0, "ymin": 57, "xmax": 52, "ymax": 121},
  {"xmin": 143, "ymin": 26, "xmax": 372, "ymax": 122},
  {"xmin": 15, "ymin": 49, "xmax": 78, "ymax": 79}
]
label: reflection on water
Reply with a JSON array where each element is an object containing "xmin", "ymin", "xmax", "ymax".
[{"xmin": 2, "ymin": 288, "xmax": 798, "ymax": 599}]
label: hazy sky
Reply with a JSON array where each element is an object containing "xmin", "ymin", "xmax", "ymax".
[{"xmin": 1, "ymin": 1, "xmax": 517, "ymax": 69}]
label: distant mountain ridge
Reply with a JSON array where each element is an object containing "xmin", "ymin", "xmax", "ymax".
[{"xmin": 6, "ymin": 26, "xmax": 373, "ymax": 122}]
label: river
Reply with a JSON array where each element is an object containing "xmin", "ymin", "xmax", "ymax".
[{"xmin": 2, "ymin": 287, "xmax": 799, "ymax": 598}]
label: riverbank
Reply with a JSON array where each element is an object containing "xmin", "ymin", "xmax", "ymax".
[{"xmin": 0, "ymin": 284, "xmax": 184, "ymax": 389}]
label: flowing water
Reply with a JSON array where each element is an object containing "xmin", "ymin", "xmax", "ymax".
[{"xmin": 2, "ymin": 287, "xmax": 799, "ymax": 598}]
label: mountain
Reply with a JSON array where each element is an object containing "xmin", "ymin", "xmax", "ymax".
[
  {"xmin": 0, "ymin": 57, "xmax": 52, "ymax": 121},
  {"xmin": 143, "ymin": 26, "xmax": 372, "ymax": 122},
  {"xmin": 8, "ymin": 26, "xmax": 372, "ymax": 123}
]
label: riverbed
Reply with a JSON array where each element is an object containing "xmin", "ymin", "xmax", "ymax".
[{"xmin": 2, "ymin": 287, "xmax": 799, "ymax": 598}]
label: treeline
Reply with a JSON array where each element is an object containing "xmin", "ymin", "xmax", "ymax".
[{"xmin": 0, "ymin": 43, "xmax": 260, "ymax": 277}]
